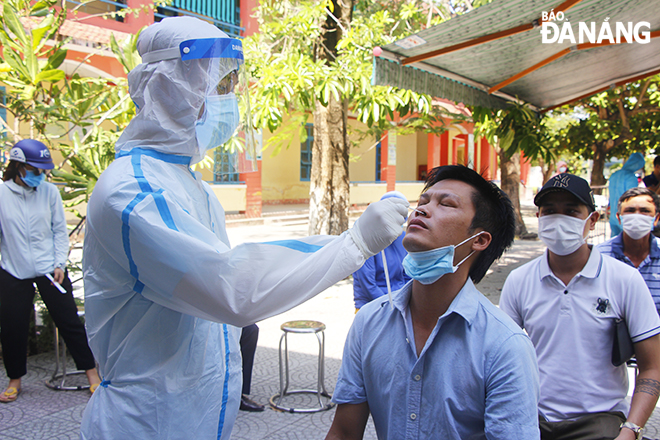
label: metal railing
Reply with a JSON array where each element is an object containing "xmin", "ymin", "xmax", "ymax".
[{"xmin": 154, "ymin": 3, "xmax": 243, "ymax": 37}]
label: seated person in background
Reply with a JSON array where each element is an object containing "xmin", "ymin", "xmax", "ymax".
[
  {"xmin": 598, "ymin": 187, "xmax": 660, "ymax": 316},
  {"xmin": 353, "ymin": 191, "xmax": 411, "ymax": 311},
  {"xmin": 500, "ymin": 173, "xmax": 660, "ymax": 440},
  {"xmin": 607, "ymin": 153, "xmax": 645, "ymax": 237},
  {"xmin": 642, "ymin": 156, "xmax": 660, "ymax": 193},
  {"xmin": 326, "ymin": 165, "xmax": 540, "ymax": 440}
]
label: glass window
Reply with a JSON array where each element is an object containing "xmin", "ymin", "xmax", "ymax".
[
  {"xmin": 300, "ymin": 123, "xmax": 313, "ymax": 181},
  {"xmin": 214, "ymin": 149, "xmax": 239, "ymax": 183}
]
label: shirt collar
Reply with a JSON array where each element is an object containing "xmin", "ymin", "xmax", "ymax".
[
  {"xmin": 4, "ymin": 179, "xmax": 31, "ymax": 195},
  {"xmin": 539, "ymin": 246, "xmax": 603, "ymax": 281},
  {"xmin": 611, "ymin": 232, "xmax": 660, "ymax": 259},
  {"xmin": 393, "ymin": 277, "xmax": 480, "ymax": 326},
  {"xmin": 650, "ymin": 236, "xmax": 660, "ymax": 259}
]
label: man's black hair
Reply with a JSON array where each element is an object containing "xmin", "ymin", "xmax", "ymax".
[
  {"xmin": 422, "ymin": 165, "xmax": 516, "ymax": 284},
  {"xmin": 618, "ymin": 187, "xmax": 660, "ymax": 215},
  {"xmin": 655, "ymin": 156, "xmax": 660, "ymax": 167}
]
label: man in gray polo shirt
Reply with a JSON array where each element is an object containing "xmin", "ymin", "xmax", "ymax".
[{"xmin": 500, "ymin": 173, "xmax": 660, "ymax": 440}]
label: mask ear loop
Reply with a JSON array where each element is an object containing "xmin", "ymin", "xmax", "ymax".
[
  {"xmin": 381, "ymin": 250, "xmax": 394, "ymax": 310},
  {"xmin": 452, "ymin": 231, "xmax": 486, "ymax": 270}
]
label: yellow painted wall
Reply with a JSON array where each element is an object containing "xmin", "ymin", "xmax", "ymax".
[
  {"xmin": 396, "ymin": 182, "xmax": 425, "ymax": 202},
  {"xmin": 261, "ymin": 122, "xmax": 310, "ymax": 202},
  {"xmin": 395, "ymin": 133, "xmax": 417, "ymax": 181},
  {"xmin": 209, "ymin": 184, "xmax": 247, "ymax": 212},
  {"xmin": 416, "ymin": 134, "xmax": 428, "ymax": 172},
  {"xmin": 349, "ymin": 119, "xmax": 378, "ymax": 182}
]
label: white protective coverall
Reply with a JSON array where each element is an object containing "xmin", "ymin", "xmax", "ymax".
[{"xmin": 80, "ymin": 17, "xmax": 406, "ymax": 440}]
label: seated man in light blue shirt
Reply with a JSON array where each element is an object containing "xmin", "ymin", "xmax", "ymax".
[{"xmin": 326, "ymin": 165, "xmax": 540, "ymax": 440}]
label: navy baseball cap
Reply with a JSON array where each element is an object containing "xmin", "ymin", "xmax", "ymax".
[{"xmin": 534, "ymin": 173, "xmax": 596, "ymax": 212}]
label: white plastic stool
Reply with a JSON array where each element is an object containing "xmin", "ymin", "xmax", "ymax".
[{"xmin": 269, "ymin": 320, "xmax": 334, "ymax": 413}]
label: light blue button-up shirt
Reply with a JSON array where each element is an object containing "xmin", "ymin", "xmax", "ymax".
[{"xmin": 333, "ymin": 279, "xmax": 540, "ymax": 440}]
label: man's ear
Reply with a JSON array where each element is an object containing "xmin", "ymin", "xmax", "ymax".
[
  {"xmin": 472, "ymin": 231, "xmax": 492, "ymax": 252},
  {"xmin": 616, "ymin": 212, "xmax": 621, "ymax": 225},
  {"xmin": 588, "ymin": 211, "xmax": 600, "ymax": 230}
]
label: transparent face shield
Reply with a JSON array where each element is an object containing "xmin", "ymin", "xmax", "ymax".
[
  {"xmin": 185, "ymin": 38, "xmax": 257, "ymax": 175},
  {"xmin": 145, "ymin": 37, "xmax": 257, "ymax": 173}
]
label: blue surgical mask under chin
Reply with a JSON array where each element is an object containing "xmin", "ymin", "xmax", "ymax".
[
  {"xmin": 403, "ymin": 231, "xmax": 485, "ymax": 285},
  {"xmin": 195, "ymin": 93, "xmax": 240, "ymax": 155},
  {"xmin": 21, "ymin": 169, "xmax": 45, "ymax": 188}
]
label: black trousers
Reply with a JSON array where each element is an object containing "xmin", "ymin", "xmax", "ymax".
[
  {"xmin": 0, "ymin": 268, "xmax": 96, "ymax": 379},
  {"xmin": 539, "ymin": 411, "xmax": 626, "ymax": 440},
  {"xmin": 240, "ymin": 324, "xmax": 259, "ymax": 395}
]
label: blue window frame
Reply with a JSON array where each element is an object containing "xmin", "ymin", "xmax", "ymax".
[
  {"xmin": 155, "ymin": 0, "xmax": 242, "ymax": 37},
  {"xmin": 214, "ymin": 149, "xmax": 239, "ymax": 183},
  {"xmin": 300, "ymin": 123, "xmax": 313, "ymax": 181},
  {"xmin": 375, "ymin": 140, "xmax": 382, "ymax": 181}
]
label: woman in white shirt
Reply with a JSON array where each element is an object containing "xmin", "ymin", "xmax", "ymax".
[{"xmin": 0, "ymin": 140, "xmax": 100, "ymax": 403}]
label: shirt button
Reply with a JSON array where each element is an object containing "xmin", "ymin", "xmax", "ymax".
[
  {"xmin": 406, "ymin": 338, "xmax": 410, "ymax": 344},
  {"xmin": 414, "ymin": 374, "xmax": 421, "ymax": 381},
  {"xmin": 564, "ymin": 290, "xmax": 568, "ymax": 295},
  {"xmin": 410, "ymin": 413, "xmax": 417, "ymax": 420}
]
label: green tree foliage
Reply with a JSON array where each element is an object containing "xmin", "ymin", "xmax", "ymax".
[
  {"xmin": 0, "ymin": 0, "xmax": 137, "ymax": 208},
  {"xmin": 560, "ymin": 76, "xmax": 660, "ymax": 186},
  {"xmin": 0, "ymin": 0, "xmax": 68, "ymax": 140},
  {"xmin": 245, "ymin": 0, "xmax": 459, "ymax": 233}
]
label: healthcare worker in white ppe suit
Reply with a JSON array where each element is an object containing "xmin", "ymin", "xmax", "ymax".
[{"xmin": 80, "ymin": 16, "xmax": 408, "ymax": 440}]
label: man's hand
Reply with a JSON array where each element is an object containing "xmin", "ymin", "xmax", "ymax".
[
  {"xmin": 53, "ymin": 267, "xmax": 65, "ymax": 284},
  {"xmin": 349, "ymin": 197, "xmax": 409, "ymax": 258},
  {"xmin": 614, "ymin": 427, "xmax": 637, "ymax": 440}
]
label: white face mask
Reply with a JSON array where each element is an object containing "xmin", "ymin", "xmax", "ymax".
[
  {"xmin": 538, "ymin": 213, "xmax": 592, "ymax": 256},
  {"xmin": 621, "ymin": 214, "xmax": 655, "ymax": 240},
  {"xmin": 195, "ymin": 93, "xmax": 240, "ymax": 155}
]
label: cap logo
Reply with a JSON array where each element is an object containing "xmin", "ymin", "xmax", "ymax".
[
  {"xmin": 553, "ymin": 174, "xmax": 571, "ymax": 188},
  {"xmin": 40, "ymin": 149, "xmax": 50, "ymax": 158},
  {"xmin": 9, "ymin": 147, "xmax": 26, "ymax": 162}
]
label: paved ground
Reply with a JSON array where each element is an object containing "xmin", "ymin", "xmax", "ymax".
[{"xmin": 3, "ymin": 201, "xmax": 660, "ymax": 439}]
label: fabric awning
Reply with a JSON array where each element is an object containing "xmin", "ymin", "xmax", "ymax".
[{"xmin": 373, "ymin": 0, "xmax": 660, "ymax": 111}]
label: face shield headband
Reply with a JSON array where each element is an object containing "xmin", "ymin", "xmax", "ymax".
[{"xmin": 141, "ymin": 38, "xmax": 257, "ymax": 174}]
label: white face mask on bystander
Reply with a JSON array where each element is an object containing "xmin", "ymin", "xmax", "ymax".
[
  {"xmin": 621, "ymin": 214, "xmax": 655, "ymax": 240},
  {"xmin": 538, "ymin": 213, "xmax": 592, "ymax": 256}
]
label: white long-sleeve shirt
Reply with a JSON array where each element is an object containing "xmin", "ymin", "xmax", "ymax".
[{"xmin": 0, "ymin": 180, "xmax": 69, "ymax": 280}]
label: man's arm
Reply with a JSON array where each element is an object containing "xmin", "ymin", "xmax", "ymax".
[
  {"xmin": 484, "ymin": 334, "xmax": 540, "ymax": 439},
  {"xmin": 616, "ymin": 334, "xmax": 660, "ymax": 440},
  {"xmin": 325, "ymin": 402, "xmax": 370, "ymax": 440}
]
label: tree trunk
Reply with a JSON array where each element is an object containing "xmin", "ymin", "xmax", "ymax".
[
  {"xmin": 499, "ymin": 150, "xmax": 529, "ymax": 237},
  {"xmin": 308, "ymin": 0, "xmax": 354, "ymax": 235},
  {"xmin": 309, "ymin": 96, "xmax": 350, "ymax": 235},
  {"xmin": 590, "ymin": 141, "xmax": 608, "ymax": 194}
]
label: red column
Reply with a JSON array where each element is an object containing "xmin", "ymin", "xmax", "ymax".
[
  {"xmin": 439, "ymin": 131, "xmax": 450, "ymax": 166},
  {"xmin": 241, "ymin": 160, "xmax": 262, "ymax": 218},
  {"xmin": 520, "ymin": 153, "xmax": 531, "ymax": 185},
  {"xmin": 479, "ymin": 138, "xmax": 492, "ymax": 180},
  {"xmin": 240, "ymin": 0, "xmax": 260, "ymax": 36},
  {"xmin": 427, "ymin": 133, "xmax": 441, "ymax": 172}
]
